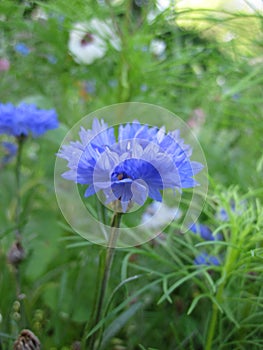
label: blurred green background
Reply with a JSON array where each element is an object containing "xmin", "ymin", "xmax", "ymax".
[{"xmin": 0, "ymin": 0, "xmax": 263, "ymax": 349}]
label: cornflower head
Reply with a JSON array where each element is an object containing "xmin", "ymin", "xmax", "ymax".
[
  {"xmin": 58, "ymin": 118, "xmax": 203, "ymax": 213},
  {"xmin": 0, "ymin": 102, "xmax": 58, "ymax": 138}
]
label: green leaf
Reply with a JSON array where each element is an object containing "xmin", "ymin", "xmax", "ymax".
[
  {"xmin": 101, "ymin": 301, "xmax": 143, "ymax": 349},
  {"xmin": 157, "ymin": 268, "xmax": 211, "ymax": 305}
]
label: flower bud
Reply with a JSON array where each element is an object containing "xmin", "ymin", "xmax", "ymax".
[
  {"xmin": 13, "ymin": 329, "xmax": 40, "ymax": 350},
  {"xmin": 71, "ymin": 341, "xmax": 81, "ymax": 350},
  {"xmin": 7, "ymin": 241, "xmax": 25, "ymax": 267}
]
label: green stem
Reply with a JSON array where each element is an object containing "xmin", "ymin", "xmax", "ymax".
[
  {"xmin": 105, "ymin": 0, "xmax": 131, "ymax": 103},
  {"xmin": 205, "ymin": 285, "xmax": 224, "ymax": 350},
  {"xmin": 13, "ymin": 136, "xmax": 27, "ymax": 326},
  {"xmin": 15, "ymin": 136, "xmax": 25, "ymax": 239},
  {"xmin": 86, "ymin": 212, "xmax": 122, "ymax": 350},
  {"xmin": 205, "ymin": 246, "xmax": 239, "ymax": 350}
]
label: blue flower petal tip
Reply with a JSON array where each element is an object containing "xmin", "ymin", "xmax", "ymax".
[
  {"xmin": 189, "ymin": 223, "xmax": 222, "ymax": 241},
  {"xmin": 194, "ymin": 252, "xmax": 220, "ymax": 266}
]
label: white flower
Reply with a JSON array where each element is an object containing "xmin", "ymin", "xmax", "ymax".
[
  {"xmin": 150, "ymin": 39, "xmax": 166, "ymax": 57},
  {"xmin": 141, "ymin": 201, "xmax": 181, "ymax": 229},
  {"xmin": 31, "ymin": 7, "xmax": 48, "ymax": 21},
  {"xmin": 156, "ymin": 0, "xmax": 172, "ymax": 11},
  {"xmin": 147, "ymin": 0, "xmax": 173, "ymax": 23},
  {"xmin": 223, "ymin": 0, "xmax": 263, "ymax": 14},
  {"xmin": 68, "ymin": 19, "xmax": 120, "ymax": 64}
]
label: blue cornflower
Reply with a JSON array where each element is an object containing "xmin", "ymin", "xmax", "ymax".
[
  {"xmin": 194, "ymin": 252, "xmax": 220, "ymax": 266},
  {"xmin": 189, "ymin": 223, "xmax": 222, "ymax": 241},
  {"xmin": 14, "ymin": 43, "xmax": 31, "ymax": 56},
  {"xmin": 0, "ymin": 102, "xmax": 59, "ymax": 137},
  {"xmin": 58, "ymin": 119, "xmax": 203, "ymax": 212}
]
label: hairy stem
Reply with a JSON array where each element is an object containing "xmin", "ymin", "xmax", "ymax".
[
  {"xmin": 13, "ymin": 136, "xmax": 27, "ymax": 328},
  {"xmin": 85, "ymin": 212, "xmax": 122, "ymax": 350}
]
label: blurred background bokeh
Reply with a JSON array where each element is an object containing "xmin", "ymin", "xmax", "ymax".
[{"xmin": 0, "ymin": 1, "xmax": 263, "ymax": 349}]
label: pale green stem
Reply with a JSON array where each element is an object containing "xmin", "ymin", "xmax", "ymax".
[{"xmin": 205, "ymin": 246, "xmax": 239, "ymax": 350}]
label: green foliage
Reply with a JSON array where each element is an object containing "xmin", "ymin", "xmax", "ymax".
[{"xmin": 0, "ymin": 0, "xmax": 262, "ymax": 349}]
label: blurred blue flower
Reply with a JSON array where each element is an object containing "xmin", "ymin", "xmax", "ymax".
[
  {"xmin": 217, "ymin": 201, "xmax": 246, "ymax": 222},
  {"xmin": 218, "ymin": 207, "xmax": 229, "ymax": 221},
  {"xmin": 0, "ymin": 102, "xmax": 59, "ymax": 137},
  {"xmin": 84, "ymin": 80, "xmax": 96, "ymax": 94},
  {"xmin": 58, "ymin": 119, "xmax": 203, "ymax": 212},
  {"xmin": 232, "ymin": 93, "xmax": 241, "ymax": 101},
  {"xmin": 194, "ymin": 252, "xmax": 220, "ymax": 266},
  {"xmin": 140, "ymin": 84, "xmax": 148, "ymax": 92},
  {"xmin": 46, "ymin": 54, "xmax": 57, "ymax": 64},
  {"xmin": 1, "ymin": 142, "xmax": 17, "ymax": 165},
  {"xmin": 108, "ymin": 79, "xmax": 118, "ymax": 88},
  {"xmin": 14, "ymin": 43, "xmax": 30, "ymax": 56},
  {"xmin": 190, "ymin": 223, "xmax": 222, "ymax": 241}
]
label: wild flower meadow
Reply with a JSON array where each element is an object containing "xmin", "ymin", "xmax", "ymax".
[{"xmin": 0, "ymin": 1, "xmax": 263, "ymax": 349}]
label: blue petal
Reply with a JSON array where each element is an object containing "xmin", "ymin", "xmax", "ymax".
[
  {"xmin": 194, "ymin": 252, "xmax": 220, "ymax": 266},
  {"xmin": 84, "ymin": 185, "xmax": 96, "ymax": 197},
  {"xmin": 131, "ymin": 179, "xmax": 148, "ymax": 205},
  {"xmin": 148, "ymin": 187, "xmax": 162, "ymax": 201}
]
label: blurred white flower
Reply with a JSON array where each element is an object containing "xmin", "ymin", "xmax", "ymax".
[
  {"xmin": 68, "ymin": 19, "xmax": 120, "ymax": 64},
  {"xmin": 31, "ymin": 7, "xmax": 48, "ymax": 21},
  {"xmin": 216, "ymin": 76, "xmax": 226, "ymax": 87},
  {"xmin": 249, "ymin": 55, "xmax": 263, "ymax": 65},
  {"xmin": 222, "ymin": 31, "xmax": 236, "ymax": 42},
  {"xmin": 147, "ymin": 0, "xmax": 173, "ymax": 23},
  {"xmin": 156, "ymin": 0, "xmax": 172, "ymax": 11},
  {"xmin": 149, "ymin": 39, "xmax": 166, "ymax": 58},
  {"xmin": 187, "ymin": 108, "xmax": 206, "ymax": 135},
  {"xmin": 223, "ymin": 0, "xmax": 263, "ymax": 14},
  {"xmin": 141, "ymin": 201, "xmax": 181, "ymax": 229}
]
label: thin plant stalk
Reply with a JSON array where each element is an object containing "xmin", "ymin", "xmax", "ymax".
[
  {"xmin": 85, "ymin": 211, "xmax": 122, "ymax": 350},
  {"xmin": 12, "ymin": 136, "xmax": 27, "ymax": 326},
  {"xmin": 15, "ymin": 136, "xmax": 25, "ymax": 239},
  {"xmin": 205, "ymin": 244, "xmax": 239, "ymax": 350}
]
